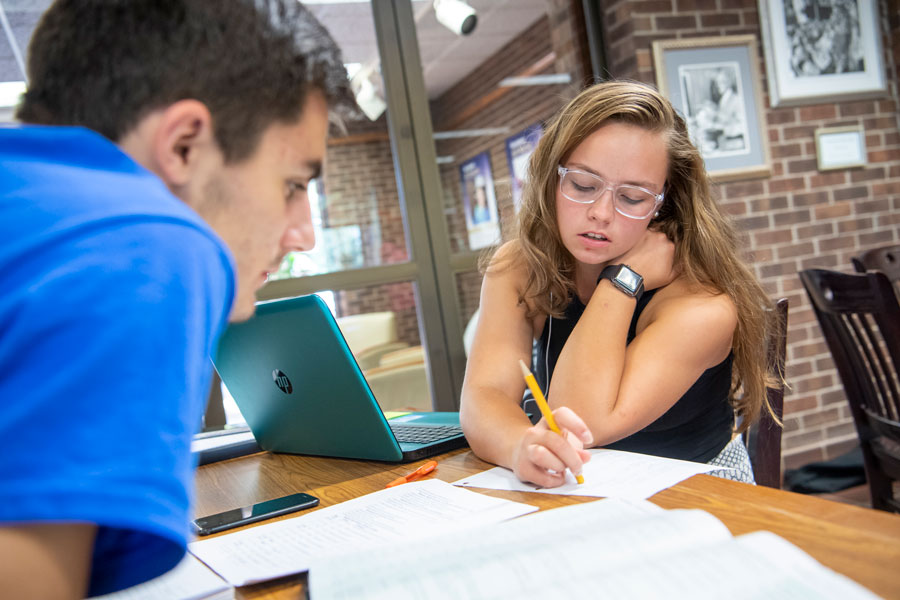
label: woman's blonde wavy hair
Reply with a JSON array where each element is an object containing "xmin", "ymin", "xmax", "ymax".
[{"xmin": 501, "ymin": 80, "xmax": 777, "ymax": 432}]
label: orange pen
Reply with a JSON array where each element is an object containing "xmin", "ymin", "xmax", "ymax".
[{"xmin": 386, "ymin": 460, "xmax": 438, "ymax": 488}]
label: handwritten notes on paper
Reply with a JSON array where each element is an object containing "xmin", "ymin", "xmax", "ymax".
[
  {"xmin": 454, "ymin": 448, "xmax": 731, "ymax": 499},
  {"xmin": 189, "ymin": 479, "xmax": 537, "ymax": 586}
]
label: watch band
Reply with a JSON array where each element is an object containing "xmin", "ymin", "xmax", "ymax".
[{"xmin": 598, "ymin": 264, "xmax": 644, "ymax": 301}]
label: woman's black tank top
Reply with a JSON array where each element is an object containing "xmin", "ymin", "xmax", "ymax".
[{"xmin": 533, "ymin": 289, "xmax": 733, "ymax": 463}]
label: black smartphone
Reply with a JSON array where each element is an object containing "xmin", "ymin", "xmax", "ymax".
[{"xmin": 193, "ymin": 492, "xmax": 319, "ymax": 536}]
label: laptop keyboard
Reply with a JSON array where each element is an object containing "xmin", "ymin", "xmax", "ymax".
[{"xmin": 389, "ymin": 423, "xmax": 462, "ymax": 444}]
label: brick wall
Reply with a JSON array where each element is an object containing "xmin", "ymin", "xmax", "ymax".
[
  {"xmin": 432, "ymin": 2, "xmax": 592, "ymax": 324},
  {"xmin": 432, "ymin": 15, "xmax": 563, "ymax": 254},
  {"xmin": 322, "ymin": 1, "xmax": 898, "ymax": 468},
  {"xmin": 320, "ymin": 122, "xmax": 423, "ymax": 345},
  {"xmin": 326, "ymin": 2, "xmax": 591, "ymax": 348},
  {"xmin": 600, "ymin": 0, "xmax": 900, "ymax": 467},
  {"xmin": 323, "ymin": 138, "xmax": 408, "ymax": 266}
]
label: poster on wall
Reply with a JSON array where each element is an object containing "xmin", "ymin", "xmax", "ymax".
[
  {"xmin": 459, "ymin": 152, "xmax": 500, "ymax": 250},
  {"xmin": 504, "ymin": 124, "xmax": 543, "ymax": 212}
]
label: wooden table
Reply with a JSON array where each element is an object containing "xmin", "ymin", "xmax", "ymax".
[{"xmin": 194, "ymin": 449, "xmax": 900, "ymax": 599}]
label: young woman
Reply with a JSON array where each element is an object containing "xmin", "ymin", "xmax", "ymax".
[{"xmin": 460, "ymin": 81, "xmax": 775, "ymax": 488}]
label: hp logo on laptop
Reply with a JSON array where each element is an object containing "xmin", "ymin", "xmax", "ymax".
[{"xmin": 272, "ymin": 369, "xmax": 293, "ymax": 394}]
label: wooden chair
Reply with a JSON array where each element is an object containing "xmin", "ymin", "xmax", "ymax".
[
  {"xmin": 743, "ymin": 298, "xmax": 788, "ymax": 489},
  {"xmin": 852, "ymin": 244, "xmax": 900, "ymax": 297},
  {"xmin": 800, "ymin": 268, "xmax": 900, "ymax": 513},
  {"xmin": 852, "ymin": 244, "xmax": 900, "ymax": 278}
]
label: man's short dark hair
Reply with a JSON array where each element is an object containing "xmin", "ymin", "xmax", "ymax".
[{"xmin": 17, "ymin": 0, "xmax": 356, "ymax": 162}]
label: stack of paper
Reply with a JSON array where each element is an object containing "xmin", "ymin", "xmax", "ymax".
[
  {"xmin": 89, "ymin": 554, "xmax": 232, "ymax": 600},
  {"xmin": 307, "ymin": 498, "xmax": 879, "ymax": 600},
  {"xmin": 189, "ymin": 479, "xmax": 537, "ymax": 586}
]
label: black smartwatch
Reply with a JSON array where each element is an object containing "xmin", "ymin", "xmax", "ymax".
[{"xmin": 598, "ymin": 264, "xmax": 644, "ymax": 301}]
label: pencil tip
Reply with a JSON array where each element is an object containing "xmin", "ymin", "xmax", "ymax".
[{"xmin": 518, "ymin": 359, "xmax": 531, "ymax": 377}]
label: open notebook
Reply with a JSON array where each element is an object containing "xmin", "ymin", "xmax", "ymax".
[{"xmin": 211, "ymin": 294, "xmax": 466, "ymax": 462}]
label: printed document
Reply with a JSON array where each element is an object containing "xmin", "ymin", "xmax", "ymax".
[
  {"xmin": 89, "ymin": 554, "xmax": 232, "ymax": 600},
  {"xmin": 455, "ymin": 448, "xmax": 729, "ymax": 498},
  {"xmin": 308, "ymin": 498, "xmax": 880, "ymax": 600},
  {"xmin": 189, "ymin": 479, "xmax": 537, "ymax": 586}
]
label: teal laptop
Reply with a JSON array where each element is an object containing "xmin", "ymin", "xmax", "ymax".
[{"xmin": 212, "ymin": 294, "xmax": 467, "ymax": 463}]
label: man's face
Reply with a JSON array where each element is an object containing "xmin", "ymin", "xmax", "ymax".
[{"xmin": 198, "ymin": 91, "xmax": 329, "ymax": 321}]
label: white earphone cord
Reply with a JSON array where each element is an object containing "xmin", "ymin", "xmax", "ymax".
[{"xmin": 545, "ymin": 291, "xmax": 552, "ymax": 398}]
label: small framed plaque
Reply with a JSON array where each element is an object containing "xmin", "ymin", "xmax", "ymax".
[{"xmin": 815, "ymin": 126, "xmax": 867, "ymax": 171}]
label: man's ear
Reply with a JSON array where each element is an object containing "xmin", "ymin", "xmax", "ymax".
[{"xmin": 150, "ymin": 99, "xmax": 218, "ymax": 188}]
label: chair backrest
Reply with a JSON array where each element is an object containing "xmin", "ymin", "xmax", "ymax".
[
  {"xmin": 356, "ymin": 341, "xmax": 410, "ymax": 371},
  {"xmin": 744, "ymin": 297, "xmax": 788, "ymax": 489},
  {"xmin": 335, "ymin": 311, "xmax": 398, "ymax": 356},
  {"xmin": 852, "ymin": 244, "xmax": 900, "ymax": 278},
  {"xmin": 799, "ymin": 268, "xmax": 900, "ymax": 513},
  {"xmin": 852, "ymin": 244, "xmax": 900, "ymax": 297},
  {"xmin": 365, "ymin": 362, "xmax": 431, "ymax": 413},
  {"xmin": 377, "ymin": 345, "xmax": 425, "ymax": 368}
]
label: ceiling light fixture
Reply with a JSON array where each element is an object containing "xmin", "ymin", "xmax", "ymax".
[
  {"xmin": 349, "ymin": 63, "xmax": 387, "ymax": 121},
  {"xmin": 433, "ymin": 0, "xmax": 477, "ymax": 36},
  {"xmin": 498, "ymin": 73, "xmax": 573, "ymax": 87}
]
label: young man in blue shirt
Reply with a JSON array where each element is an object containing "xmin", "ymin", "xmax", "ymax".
[{"xmin": 0, "ymin": 1, "xmax": 355, "ymax": 597}]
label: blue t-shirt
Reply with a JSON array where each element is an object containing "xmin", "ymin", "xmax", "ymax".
[{"xmin": 0, "ymin": 125, "xmax": 235, "ymax": 596}]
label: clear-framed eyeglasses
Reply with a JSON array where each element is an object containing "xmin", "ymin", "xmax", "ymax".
[{"xmin": 557, "ymin": 165, "xmax": 664, "ymax": 220}]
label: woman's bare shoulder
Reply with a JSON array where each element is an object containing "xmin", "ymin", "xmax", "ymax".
[
  {"xmin": 487, "ymin": 239, "xmax": 521, "ymax": 266},
  {"xmin": 485, "ymin": 240, "xmax": 529, "ymax": 282},
  {"xmin": 482, "ymin": 240, "xmax": 545, "ymax": 334},
  {"xmin": 646, "ymin": 277, "xmax": 737, "ymax": 327}
]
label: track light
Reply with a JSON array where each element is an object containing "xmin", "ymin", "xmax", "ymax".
[
  {"xmin": 433, "ymin": 0, "xmax": 477, "ymax": 36},
  {"xmin": 350, "ymin": 65, "xmax": 386, "ymax": 121}
]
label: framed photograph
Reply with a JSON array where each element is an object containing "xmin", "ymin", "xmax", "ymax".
[
  {"xmin": 504, "ymin": 124, "xmax": 543, "ymax": 213},
  {"xmin": 758, "ymin": 0, "xmax": 886, "ymax": 106},
  {"xmin": 652, "ymin": 35, "xmax": 771, "ymax": 182},
  {"xmin": 815, "ymin": 125, "xmax": 867, "ymax": 170},
  {"xmin": 459, "ymin": 152, "xmax": 500, "ymax": 250}
]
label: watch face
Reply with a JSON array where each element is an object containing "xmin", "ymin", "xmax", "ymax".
[{"xmin": 614, "ymin": 267, "xmax": 641, "ymax": 293}]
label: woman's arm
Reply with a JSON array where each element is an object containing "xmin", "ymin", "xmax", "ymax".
[
  {"xmin": 548, "ymin": 231, "xmax": 738, "ymax": 446},
  {"xmin": 461, "ymin": 243, "xmax": 592, "ymax": 487}
]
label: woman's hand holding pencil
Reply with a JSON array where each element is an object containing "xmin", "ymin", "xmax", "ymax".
[{"xmin": 514, "ymin": 360, "xmax": 593, "ymax": 487}]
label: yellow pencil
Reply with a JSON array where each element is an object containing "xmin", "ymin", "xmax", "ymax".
[{"xmin": 518, "ymin": 359, "xmax": 585, "ymax": 484}]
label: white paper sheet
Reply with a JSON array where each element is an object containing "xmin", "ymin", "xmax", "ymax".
[
  {"xmin": 309, "ymin": 499, "xmax": 879, "ymax": 600},
  {"xmin": 189, "ymin": 479, "xmax": 537, "ymax": 586},
  {"xmin": 309, "ymin": 500, "xmax": 724, "ymax": 599},
  {"xmin": 454, "ymin": 448, "xmax": 731, "ymax": 499},
  {"xmin": 89, "ymin": 554, "xmax": 232, "ymax": 600}
]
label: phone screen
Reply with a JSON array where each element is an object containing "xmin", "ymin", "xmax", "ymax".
[{"xmin": 193, "ymin": 492, "xmax": 319, "ymax": 536}]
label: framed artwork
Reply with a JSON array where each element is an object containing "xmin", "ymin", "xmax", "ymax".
[
  {"xmin": 504, "ymin": 124, "xmax": 543, "ymax": 212},
  {"xmin": 652, "ymin": 35, "xmax": 771, "ymax": 182},
  {"xmin": 459, "ymin": 152, "xmax": 500, "ymax": 250},
  {"xmin": 758, "ymin": 0, "xmax": 886, "ymax": 106},
  {"xmin": 815, "ymin": 125, "xmax": 867, "ymax": 170}
]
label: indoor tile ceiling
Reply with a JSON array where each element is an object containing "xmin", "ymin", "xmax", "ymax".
[{"xmin": 0, "ymin": 0, "xmax": 547, "ymax": 100}]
